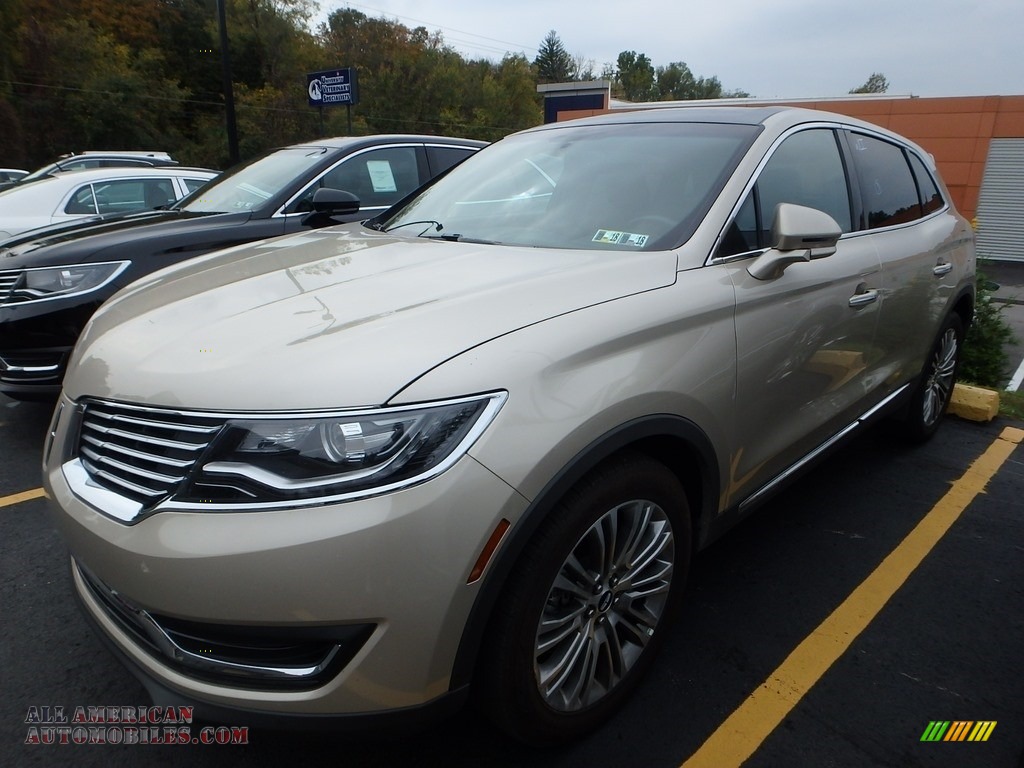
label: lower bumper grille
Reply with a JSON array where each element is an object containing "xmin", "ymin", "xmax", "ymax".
[
  {"xmin": 75, "ymin": 560, "xmax": 374, "ymax": 691},
  {"xmin": 0, "ymin": 349, "xmax": 68, "ymax": 383}
]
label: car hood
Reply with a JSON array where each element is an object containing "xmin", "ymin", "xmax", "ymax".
[
  {"xmin": 0, "ymin": 210, "xmax": 250, "ymax": 266},
  {"xmin": 65, "ymin": 227, "xmax": 678, "ymax": 410}
]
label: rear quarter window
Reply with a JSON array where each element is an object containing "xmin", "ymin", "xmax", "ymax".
[
  {"xmin": 426, "ymin": 146, "xmax": 477, "ymax": 176},
  {"xmin": 908, "ymin": 153, "xmax": 945, "ymax": 215}
]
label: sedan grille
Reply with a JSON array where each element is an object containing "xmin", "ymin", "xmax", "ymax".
[
  {"xmin": 0, "ymin": 269, "xmax": 20, "ymax": 303},
  {"xmin": 78, "ymin": 401, "xmax": 225, "ymax": 505}
]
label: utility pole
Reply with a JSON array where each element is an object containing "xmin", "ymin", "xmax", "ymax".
[{"xmin": 217, "ymin": 0, "xmax": 240, "ymax": 165}]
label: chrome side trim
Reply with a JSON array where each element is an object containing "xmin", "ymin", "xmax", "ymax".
[
  {"xmin": 74, "ymin": 562, "xmax": 343, "ymax": 684},
  {"xmin": 63, "ymin": 459, "xmax": 145, "ymax": 522},
  {"xmin": 0, "ymin": 358, "xmax": 61, "ymax": 373},
  {"xmin": 739, "ymin": 383, "xmax": 911, "ymax": 512}
]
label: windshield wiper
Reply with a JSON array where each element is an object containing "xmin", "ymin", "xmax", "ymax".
[
  {"xmin": 383, "ymin": 220, "xmax": 444, "ymax": 235},
  {"xmin": 424, "ymin": 233, "xmax": 500, "ymax": 245}
]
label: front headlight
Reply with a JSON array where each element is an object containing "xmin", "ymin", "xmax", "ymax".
[
  {"xmin": 3, "ymin": 261, "xmax": 129, "ymax": 305},
  {"xmin": 172, "ymin": 392, "xmax": 507, "ymax": 507}
]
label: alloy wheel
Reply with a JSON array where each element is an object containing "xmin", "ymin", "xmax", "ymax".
[
  {"xmin": 922, "ymin": 327, "xmax": 958, "ymax": 427},
  {"xmin": 533, "ymin": 499, "xmax": 675, "ymax": 712}
]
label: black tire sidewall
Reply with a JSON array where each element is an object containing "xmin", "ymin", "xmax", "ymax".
[
  {"xmin": 904, "ymin": 313, "xmax": 965, "ymax": 442},
  {"xmin": 479, "ymin": 453, "xmax": 691, "ymax": 745}
]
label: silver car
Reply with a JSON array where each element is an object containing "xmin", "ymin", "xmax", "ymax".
[
  {"xmin": 43, "ymin": 107, "xmax": 975, "ymax": 744},
  {"xmin": 0, "ymin": 166, "xmax": 216, "ymax": 239}
]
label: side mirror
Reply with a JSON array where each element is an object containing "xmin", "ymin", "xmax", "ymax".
[
  {"xmin": 747, "ymin": 203, "xmax": 842, "ymax": 281},
  {"xmin": 301, "ymin": 188, "xmax": 361, "ymax": 227}
]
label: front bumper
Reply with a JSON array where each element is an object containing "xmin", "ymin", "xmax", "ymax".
[
  {"xmin": 0, "ymin": 347, "xmax": 70, "ymax": 398},
  {"xmin": 44, "ymin": 396, "xmax": 528, "ymax": 721},
  {"xmin": 0, "ymin": 298, "xmax": 99, "ymax": 398}
]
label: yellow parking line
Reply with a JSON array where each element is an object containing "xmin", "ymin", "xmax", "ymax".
[
  {"xmin": 0, "ymin": 488, "xmax": 46, "ymax": 507},
  {"xmin": 682, "ymin": 426, "xmax": 1024, "ymax": 768}
]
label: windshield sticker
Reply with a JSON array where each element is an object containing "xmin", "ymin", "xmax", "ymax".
[
  {"xmin": 366, "ymin": 160, "xmax": 398, "ymax": 193},
  {"xmin": 593, "ymin": 230, "xmax": 649, "ymax": 247}
]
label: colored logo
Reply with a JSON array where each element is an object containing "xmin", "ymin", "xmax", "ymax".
[{"xmin": 920, "ymin": 721, "xmax": 996, "ymax": 742}]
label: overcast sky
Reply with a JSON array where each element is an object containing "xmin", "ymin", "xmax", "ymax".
[{"xmin": 316, "ymin": 0, "xmax": 1023, "ymax": 99}]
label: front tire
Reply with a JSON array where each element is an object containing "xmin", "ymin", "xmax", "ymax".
[
  {"xmin": 478, "ymin": 453, "xmax": 691, "ymax": 745},
  {"xmin": 902, "ymin": 313, "xmax": 964, "ymax": 442}
]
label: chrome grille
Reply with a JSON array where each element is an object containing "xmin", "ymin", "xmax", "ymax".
[
  {"xmin": 0, "ymin": 269, "xmax": 20, "ymax": 303},
  {"xmin": 78, "ymin": 401, "xmax": 225, "ymax": 505}
]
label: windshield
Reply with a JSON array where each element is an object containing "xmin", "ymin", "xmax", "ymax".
[
  {"xmin": 379, "ymin": 122, "xmax": 759, "ymax": 251},
  {"xmin": 18, "ymin": 163, "xmax": 63, "ymax": 184},
  {"xmin": 179, "ymin": 147, "xmax": 329, "ymax": 214}
]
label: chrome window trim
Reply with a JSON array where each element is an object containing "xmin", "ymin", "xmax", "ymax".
[
  {"xmin": 274, "ymin": 142, "xmax": 425, "ymax": 219},
  {"xmin": 706, "ymin": 121, "xmax": 951, "ymax": 266},
  {"xmin": 706, "ymin": 121, "xmax": 848, "ymax": 266}
]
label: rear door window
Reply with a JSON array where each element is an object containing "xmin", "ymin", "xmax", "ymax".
[{"xmin": 846, "ymin": 132, "xmax": 922, "ymax": 228}]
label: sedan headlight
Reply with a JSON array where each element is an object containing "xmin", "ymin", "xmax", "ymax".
[
  {"xmin": 174, "ymin": 392, "xmax": 507, "ymax": 507},
  {"xmin": 3, "ymin": 261, "xmax": 129, "ymax": 305}
]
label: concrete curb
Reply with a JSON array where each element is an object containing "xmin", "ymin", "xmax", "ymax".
[{"xmin": 948, "ymin": 383, "xmax": 1000, "ymax": 422}]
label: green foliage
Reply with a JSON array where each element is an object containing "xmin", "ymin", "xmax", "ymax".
[
  {"xmin": 613, "ymin": 54, "xmax": 747, "ymax": 102},
  {"xmin": 616, "ymin": 51, "xmax": 656, "ymax": 102},
  {"xmin": 850, "ymin": 72, "xmax": 889, "ymax": 94},
  {"xmin": 958, "ymin": 274, "xmax": 1016, "ymax": 388},
  {"xmin": 1, "ymin": 2, "xmax": 743, "ymax": 168},
  {"xmin": 654, "ymin": 61, "xmax": 740, "ymax": 101},
  {"xmin": 998, "ymin": 388, "xmax": 1024, "ymax": 421},
  {"xmin": 534, "ymin": 30, "xmax": 572, "ymax": 83}
]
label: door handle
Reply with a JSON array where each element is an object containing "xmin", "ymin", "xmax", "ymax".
[
  {"xmin": 933, "ymin": 262, "xmax": 953, "ymax": 277},
  {"xmin": 848, "ymin": 289, "xmax": 879, "ymax": 308}
]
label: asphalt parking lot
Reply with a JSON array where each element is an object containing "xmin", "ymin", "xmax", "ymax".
[{"xmin": 2, "ymin": 392, "xmax": 1023, "ymax": 768}]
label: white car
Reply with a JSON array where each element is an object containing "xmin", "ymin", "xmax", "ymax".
[
  {"xmin": 0, "ymin": 168, "xmax": 28, "ymax": 185},
  {"xmin": 0, "ymin": 166, "xmax": 217, "ymax": 239}
]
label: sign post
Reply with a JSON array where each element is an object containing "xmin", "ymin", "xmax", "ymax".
[{"xmin": 306, "ymin": 68, "xmax": 359, "ymax": 135}]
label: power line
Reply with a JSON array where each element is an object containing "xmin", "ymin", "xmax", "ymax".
[{"xmin": 323, "ymin": 2, "xmax": 538, "ymax": 55}]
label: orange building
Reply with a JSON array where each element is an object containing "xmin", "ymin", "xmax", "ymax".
[{"xmin": 539, "ymin": 85, "xmax": 1024, "ymax": 261}]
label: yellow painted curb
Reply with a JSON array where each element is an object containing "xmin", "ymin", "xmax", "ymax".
[{"xmin": 947, "ymin": 383, "xmax": 999, "ymax": 422}]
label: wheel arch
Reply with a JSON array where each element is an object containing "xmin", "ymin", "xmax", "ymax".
[
  {"xmin": 951, "ymin": 284, "xmax": 974, "ymax": 331},
  {"xmin": 450, "ymin": 414, "xmax": 720, "ymax": 690}
]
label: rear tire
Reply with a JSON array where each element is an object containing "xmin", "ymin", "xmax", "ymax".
[
  {"xmin": 478, "ymin": 453, "xmax": 691, "ymax": 745},
  {"xmin": 902, "ymin": 313, "xmax": 964, "ymax": 442}
]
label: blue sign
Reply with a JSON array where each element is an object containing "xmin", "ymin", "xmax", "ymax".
[{"xmin": 306, "ymin": 68, "xmax": 359, "ymax": 107}]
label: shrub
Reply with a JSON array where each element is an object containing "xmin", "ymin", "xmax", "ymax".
[{"xmin": 958, "ymin": 270, "xmax": 1016, "ymax": 388}]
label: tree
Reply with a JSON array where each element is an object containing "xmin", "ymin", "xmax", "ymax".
[
  {"xmin": 533, "ymin": 30, "xmax": 572, "ymax": 83},
  {"xmin": 850, "ymin": 72, "xmax": 889, "ymax": 94},
  {"xmin": 654, "ymin": 61, "xmax": 749, "ymax": 101},
  {"xmin": 616, "ymin": 50, "xmax": 655, "ymax": 102},
  {"xmin": 570, "ymin": 53, "xmax": 596, "ymax": 82}
]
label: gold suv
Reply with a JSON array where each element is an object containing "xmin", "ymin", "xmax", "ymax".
[{"xmin": 44, "ymin": 107, "xmax": 975, "ymax": 744}]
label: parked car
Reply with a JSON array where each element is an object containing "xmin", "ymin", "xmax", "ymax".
[
  {"xmin": 0, "ymin": 168, "xmax": 28, "ymax": 186},
  {"xmin": 0, "ymin": 134, "xmax": 485, "ymax": 398},
  {"xmin": 0, "ymin": 166, "xmax": 217, "ymax": 239},
  {"xmin": 1, "ymin": 151, "xmax": 180, "ymax": 191},
  {"xmin": 43, "ymin": 107, "xmax": 974, "ymax": 744}
]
